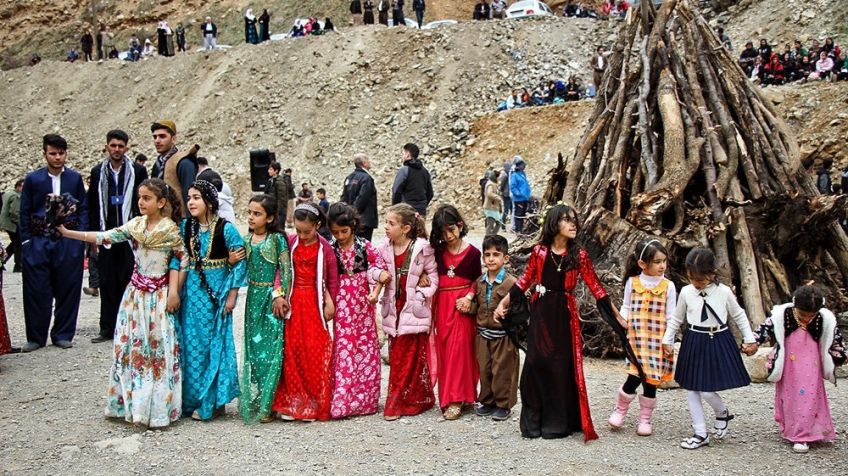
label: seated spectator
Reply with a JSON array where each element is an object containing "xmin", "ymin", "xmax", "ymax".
[
  {"xmin": 492, "ymin": 0, "xmax": 508, "ymax": 19},
  {"xmin": 798, "ymin": 55, "xmax": 815, "ymax": 80},
  {"xmin": 530, "ymin": 83, "xmax": 547, "ymax": 106},
  {"xmin": 809, "ymin": 39, "xmax": 822, "ymax": 58},
  {"xmin": 810, "ymin": 51, "xmax": 834, "ymax": 81},
  {"xmin": 824, "ymin": 36, "xmax": 841, "ymax": 64},
  {"xmin": 749, "ymin": 56, "xmax": 764, "ymax": 83},
  {"xmin": 782, "ymin": 52, "xmax": 800, "ymax": 82},
  {"xmin": 108, "ymin": 46, "xmax": 119, "ymax": 59},
  {"xmin": 758, "ymin": 38, "xmax": 772, "ymax": 63},
  {"xmin": 554, "ymin": 79, "xmax": 567, "ymax": 100},
  {"xmin": 67, "ymin": 48, "xmax": 80, "ymax": 63},
  {"xmin": 128, "ymin": 34, "xmax": 142, "ymax": 61},
  {"xmin": 474, "ymin": 1, "xmax": 491, "ymax": 21},
  {"xmin": 717, "ymin": 27, "xmax": 732, "ymax": 51},
  {"xmin": 497, "ymin": 89, "xmax": 524, "ymax": 112},
  {"xmin": 790, "ymin": 40, "xmax": 808, "ymax": 61},
  {"xmin": 30, "ymin": 53, "xmax": 41, "ymax": 66},
  {"xmin": 521, "ymin": 88, "xmax": 531, "ymax": 105},
  {"xmin": 763, "ymin": 53, "xmax": 784, "ymax": 85},
  {"xmin": 290, "ymin": 20, "xmax": 305, "ymax": 37},
  {"xmin": 564, "ymin": 1, "xmax": 577, "ymax": 17},
  {"xmin": 325, "ymin": 18, "xmax": 336, "ymax": 32},
  {"xmin": 616, "ymin": 0, "xmax": 630, "ymax": 17},
  {"xmin": 141, "ymin": 38, "xmax": 155, "ymax": 58},
  {"xmin": 739, "ymin": 41, "xmax": 758, "ymax": 76},
  {"xmin": 601, "ymin": 0, "xmax": 613, "ymax": 18},
  {"xmin": 565, "ymin": 77, "xmax": 580, "ymax": 101},
  {"xmin": 837, "ymin": 57, "xmax": 848, "ymax": 81}
]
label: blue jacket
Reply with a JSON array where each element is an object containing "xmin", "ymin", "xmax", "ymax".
[
  {"xmin": 20, "ymin": 167, "xmax": 89, "ymax": 243},
  {"xmin": 509, "ymin": 170, "xmax": 531, "ymax": 202}
]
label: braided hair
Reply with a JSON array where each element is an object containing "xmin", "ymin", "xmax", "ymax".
[{"xmin": 188, "ymin": 180, "xmax": 222, "ymax": 309}]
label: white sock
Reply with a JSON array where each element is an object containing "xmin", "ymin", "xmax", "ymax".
[
  {"xmin": 687, "ymin": 391, "xmax": 707, "ymax": 437},
  {"xmin": 701, "ymin": 391, "xmax": 727, "ymax": 417}
]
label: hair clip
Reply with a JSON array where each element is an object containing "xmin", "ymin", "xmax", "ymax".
[
  {"xmin": 639, "ymin": 239, "xmax": 660, "ymax": 261},
  {"xmin": 295, "ymin": 203, "xmax": 320, "ymax": 216}
]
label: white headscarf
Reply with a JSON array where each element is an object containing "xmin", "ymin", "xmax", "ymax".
[{"xmin": 245, "ymin": 9, "xmax": 256, "ymax": 20}]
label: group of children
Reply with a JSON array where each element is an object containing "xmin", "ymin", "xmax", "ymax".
[{"xmin": 57, "ymin": 186, "xmax": 845, "ymax": 454}]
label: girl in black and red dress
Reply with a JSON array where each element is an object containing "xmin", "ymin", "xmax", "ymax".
[{"xmin": 495, "ymin": 204, "xmax": 624, "ymax": 441}]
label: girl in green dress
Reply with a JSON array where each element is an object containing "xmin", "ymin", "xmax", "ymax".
[{"xmin": 240, "ymin": 194, "xmax": 292, "ymax": 423}]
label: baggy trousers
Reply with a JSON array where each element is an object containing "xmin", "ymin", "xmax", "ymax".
[{"xmin": 96, "ymin": 241, "xmax": 134, "ymax": 338}]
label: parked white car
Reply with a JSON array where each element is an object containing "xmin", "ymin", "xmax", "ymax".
[
  {"xmin": 422, "ymin": 20, "xmax": 458, "ymax": 29},
  {"xmin": 506, "ymin": 0, "xmax": 555, "ymax": 19},
  {"xmin": 387, "ymin": 17, "xmax": 421, "ymax": 28}
]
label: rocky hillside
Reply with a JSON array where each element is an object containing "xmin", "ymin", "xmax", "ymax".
[
  {"xmin": 0, "ymin": 17, "xmax": 614, "ymax": 221},
  {"xmin": 713, "ymin": 0, "xmax": 848, "ymax": 45}
]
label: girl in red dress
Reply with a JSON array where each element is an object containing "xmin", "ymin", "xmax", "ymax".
[
  {"xmin": 376, "ymin": 203, "xmax": 438, "ymax": 420},
  {"xmin": 272, "ymin": 203, "xmax": 340, "ymax": 421},
  {"xmin": 430, "ymin": 205, "xmax": 481, "ymax": 420},
  {"xmin": 0, "ymin": 243, "xmax": 18, "ymax": 371}
]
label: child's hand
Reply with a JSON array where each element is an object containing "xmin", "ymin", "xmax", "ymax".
[
  {"xmin": 455, "ymin": 296, "xmax": 472, "ymax": 314},
  {"xmin": 417, "ymin": 274, "xmax": 431, "ymax": 288},
  {"xmin": 368, "ymin": 289, "xmax": 380, "ymax": 305},
  {"xmin": 57, "ymin": 224, "xmax": 68, "ymax": 236},
  {"xmin": 741, "ymin": 342, "xmax": 759, "ymax": 356},
  {"xmin": 166, "ymin": 292, "xmax": 181, "ymax": 314},
  {"xmin": 662, "ymin": 344, "xmax": 675, "ymax": 357},
  {"xmin": 228, "ymin": 248, "xmax": 246, "ymax": 266},
  {"xmin": 324, "ymin": 300, "xmax": 335, "ymax": 321},
  {"xmin": 378, "ymin": 271, "xmax": 392, "ymax": 285},
  {"xmin": 224, "ymin": 293, "xmax": 237, "ymax": 315},
  {"xmin": 272, "ymin": 297, "xmax": 289, "ymax": 318}
]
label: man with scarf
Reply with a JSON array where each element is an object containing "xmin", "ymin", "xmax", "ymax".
[
  {"xmin": 149, "ymin": 120, "xmax": 198, "ymax": 217},
  {"xmin": 87, "ymin": 130, "xmax": 148, "ymax": 343}
]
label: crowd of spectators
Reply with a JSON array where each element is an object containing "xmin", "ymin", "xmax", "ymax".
[
  {"xmin": 497, "ymin": 76, "xmax": 592, "ymax": 111},
  {"xmin": 562, "ymin": 0, "xmax": 630, "ymax": 20},
  {"xmin": 736, "ymin": 36, "xmax": 848, "ymax": 85}
]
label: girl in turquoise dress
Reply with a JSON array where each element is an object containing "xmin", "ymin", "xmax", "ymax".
[
  {"xmin": 175, "ymin": 180, "xmax": 247, "ymax": 421},
  {"xmin": 240, "ymin": 194, "xmax": 291, "ymax": 424},
  {"xmin": 59, "ymin": 178, "xmax": 187, "ymax": 427}
]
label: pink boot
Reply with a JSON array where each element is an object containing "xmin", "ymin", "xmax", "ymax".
[
  {"xmin": 636, "ymin": 395, "xmax": 656, "ymax": 436},
  {"xmin": 608, "ymin": 389, "xmax": 636, "ymax": 430}
]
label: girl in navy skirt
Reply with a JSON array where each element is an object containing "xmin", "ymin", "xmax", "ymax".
[{"xmin": 662, "ymin": 248, "xmax": 758, "ymax": 449}]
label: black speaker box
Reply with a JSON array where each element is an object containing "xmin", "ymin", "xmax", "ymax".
[{"xmin": 249, "ymin": 149, "xmax": 276, "ymax": 192}]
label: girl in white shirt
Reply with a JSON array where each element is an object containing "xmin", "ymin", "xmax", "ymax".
[{"xmin": 662, "ymin": 248, "xmax": 758, "ymax": 449}]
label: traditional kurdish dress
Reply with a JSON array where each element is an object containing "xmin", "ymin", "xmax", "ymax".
[
  {"xmin": 0, "ymin": 243, "xmax": 12, "ymax": 358},
  {"xmin": 96, "ymin": 216, "xmax": 188, "ymax": 427},
  {"xmin": 621, "ymin": 273, "xmax": 677, "ymax": 385},
  {"xmin": 512, "ymin": 246, "xmax": 613, "ymax": 441},
  {"xmin": 272, "ymin": 237, "xmax": 339, "ymax": 421},
  {"xmin": 754, "ymin": 304, "xmax": 846, "ymax": 444},
  {"xmin": 239, "ymin": 232, "xmax": 291, "ymax": 424},
  {"xmin": 176, "ymin": 218, "xmax": 247, "ymax": 420},
  {"xmin": 433, "ymin": 245, "xmax": 482, "ymax": 410},
  {"xmin": 330, "ymin": 237, "xmax": 387, "ymax": 418}
]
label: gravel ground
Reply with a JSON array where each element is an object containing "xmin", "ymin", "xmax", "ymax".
[{"xmin": 1, "ymin": 237, "xmax": 846, "ymax": 475}]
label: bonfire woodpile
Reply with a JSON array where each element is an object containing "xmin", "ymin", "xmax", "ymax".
[{"xmin": 519, "ymin": 0, "xmax": 848, "ymax": 356}]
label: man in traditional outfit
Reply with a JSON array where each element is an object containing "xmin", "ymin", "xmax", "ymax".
[
  {"xmin": 20, "ymin": 134, "xmax": 88, "ymax": 351},
  {"xmin": 87, "ymin": 130, "xmax": 148, "ymax": 343},
  {"xmin": 149, "ymin": 120, "xmax": 198, "ymax": 217}
]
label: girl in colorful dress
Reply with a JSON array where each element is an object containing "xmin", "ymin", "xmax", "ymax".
[
  {"xmin": 327, "ymin": 202, "xmax": 391, "ymax": 419},
  {"xmin": 272, "ymin": 203, "xmax": 340, "ymax": 421},
  {"xmin": 753, "ymin": 284, "xmax": 846, "ymax": 454},
  {"xmin": 377, "ymin": 203, "xmax": 438, "ymax": 421},
  {"xmin": 662, "ymin": 247, "xmax": 758, "ymax": 449},
  {"xmin": 430, "ymin": 204, "xmax": 481, "ymax": 420},
  {"xmin": 608, "ymin": 239, "xmax": 676, "ymax": 436},
  {"xmin": 177, "ymin": 180, "xmax": 247, "ymax": 421},
  {"xmin": 239, "ymin": 194, "xmax": 292, "ymax": 424},
  {"xmin": 494, "ymin": 204, "xmax": 620, "ymax": 441},
  {"xmin": 59, "ymin": 178, "xmax": 187, "ymax": 427},
  {"xmin": 0, "ymin": 242, "xmax": 19, "ymax": 371}
]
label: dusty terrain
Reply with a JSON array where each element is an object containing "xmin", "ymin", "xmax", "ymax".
[{"xmin": 0, "ymin": 249, "xmax": 846, "ymax": 475}]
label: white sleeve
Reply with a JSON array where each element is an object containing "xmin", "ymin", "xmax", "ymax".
[
  {"xmin": 725, "ymin": 287, "xmax": 756, "ymax": 343},
  {"xmin": 620, "ymin": 278, "xmax": 633, "ymax": 320},
  {"xmin": 663, "ymin": 287, "xmax": 688, "ymax": 345},
  {"xmin": 665, "ymin": 280, "xmax": 677, "ymax": 320}
]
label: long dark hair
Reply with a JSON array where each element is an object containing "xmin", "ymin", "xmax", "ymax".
[
  {"xmin": 624, "ymin": 239, "xmax": 669, "ymax": 279},
  {"xmin": 539, "ymin": 204, "xmax": 580, "ymax": 271},
  {"xmin": 387, "ymin": 203, "xmax": 427, "ymax": 240},
  {"xmin": 139, "ymin": 178, "xmax": 181, "ymax": 222},
  {"xmin": 327, "ymin": 202, "xmax": 360, "ymax": 231},
  {"xmin": 430, "ymin": 204, "xmax": 468, "ymax": 251},
  {"xmin": 187, "ymin": 180, "xmax": 223, "ymax": 310},
  {"xmin": 249, "ymin": 194, "xmax": 283, "ymax": 234}
]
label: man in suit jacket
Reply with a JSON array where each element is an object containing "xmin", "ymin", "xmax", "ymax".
[
  {"xmin": 340, "ymin": 153, "xmax": 378, "ymax": 240},
  {"xmin": 88, "ymin": 129, "xmax": 148, "ymax": 343},
  {"xmin": 19, "ymin": 134, "xmax": 89, "ymax": 351}
]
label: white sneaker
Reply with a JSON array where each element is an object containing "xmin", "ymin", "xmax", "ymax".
[
  {"xmin": 278, "ymin": 413, "xmax": 295, "ymax": 421},
  {"xmin": 792, "ymin": 442, "xmax": 809, "ymax": 454}
]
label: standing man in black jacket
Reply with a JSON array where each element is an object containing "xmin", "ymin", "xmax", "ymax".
[
  {"xmin": 391, "ymin": 143, "xmax": 433, "ymax": 217},
  {"xmin": 88, "ymin": 130, "xmax": 148, "ymax": 343},
  {"xmin": 341, "ymin": 153, "xmax": 378, "ymax": 240},
  {"xmin": 412, "ymin": 0, "xmax": 426, "ymax": 28}
]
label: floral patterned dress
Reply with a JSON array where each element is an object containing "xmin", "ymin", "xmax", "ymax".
[
  {"xmin": 0, "ymin": 243, "xmax": 11, "ymax": 357},
  {"xmin": 239, "ymin": 232, "xmax": 291, "ymax": 424},
  {"xmin": 95, "ymin": 216, "xmax": 188, "ymax": 428},
  {"xmin": 330, "ymin": 237, "xmax": 387, "ymax": 418}
]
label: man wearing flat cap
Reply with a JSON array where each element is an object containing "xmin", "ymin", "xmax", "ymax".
[{"xmin": 149, "ymin": 120, "xmax": 199, "ymax": 216}]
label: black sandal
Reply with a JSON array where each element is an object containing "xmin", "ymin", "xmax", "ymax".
[
  {"xmin": 680, "ymin": 433, "xmax": 710, "ymax": 449},
  {"xmin": 713, "ymin": 411, "xmax": 735, "ymax": 439}
]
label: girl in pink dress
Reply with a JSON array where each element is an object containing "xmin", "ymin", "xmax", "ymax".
[
  {"xmin": 754, "ymin": 284, "xmax": 846, "ymax": 454},
  {"xmin": 430, "ymin": 205, "xmax": 481, "ymax": 420},
  {"xmin": 327, "ymin": 203, "xmax": 390, "ymax": 418}
]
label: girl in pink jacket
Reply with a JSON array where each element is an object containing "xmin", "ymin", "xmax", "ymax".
[{"xmin": 377, "ymin": 203, "xmax": 438, "ymax": 420}]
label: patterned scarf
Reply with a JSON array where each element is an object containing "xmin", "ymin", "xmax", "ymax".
[
  {"xmin": 97, "ymin": 155, "xmax": 134, "ymax": 231},
  {"xmin": 153, "ymin": 145, "xmax": 178, "ymax": 179}
]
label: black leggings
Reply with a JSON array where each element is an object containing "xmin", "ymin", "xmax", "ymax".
[{"xmin": 622, "ymin": 374, "xmax": 657, "ymax": 398}]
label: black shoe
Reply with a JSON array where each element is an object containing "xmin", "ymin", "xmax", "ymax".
[
  {"xmin": 12, "ymin": 267, "xmax": 21, "ymax": 273},
  {"xmin": 91, "ymin": 335, "xmax": 111, "ymax": 343},
  {"xmin": 21, "ymin": 342, "xmax": 42, "ymax": 352},
  {"xmin": 491, "ymin": 407, "xmax": 512, "ymax": 421},
  {"xmin": 476, "ymin": 404, "xmax": 497, "ymax": 416},
  {"xmin": 54, "ymin": 340, "xmax": 74, "ymax": 349}
]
